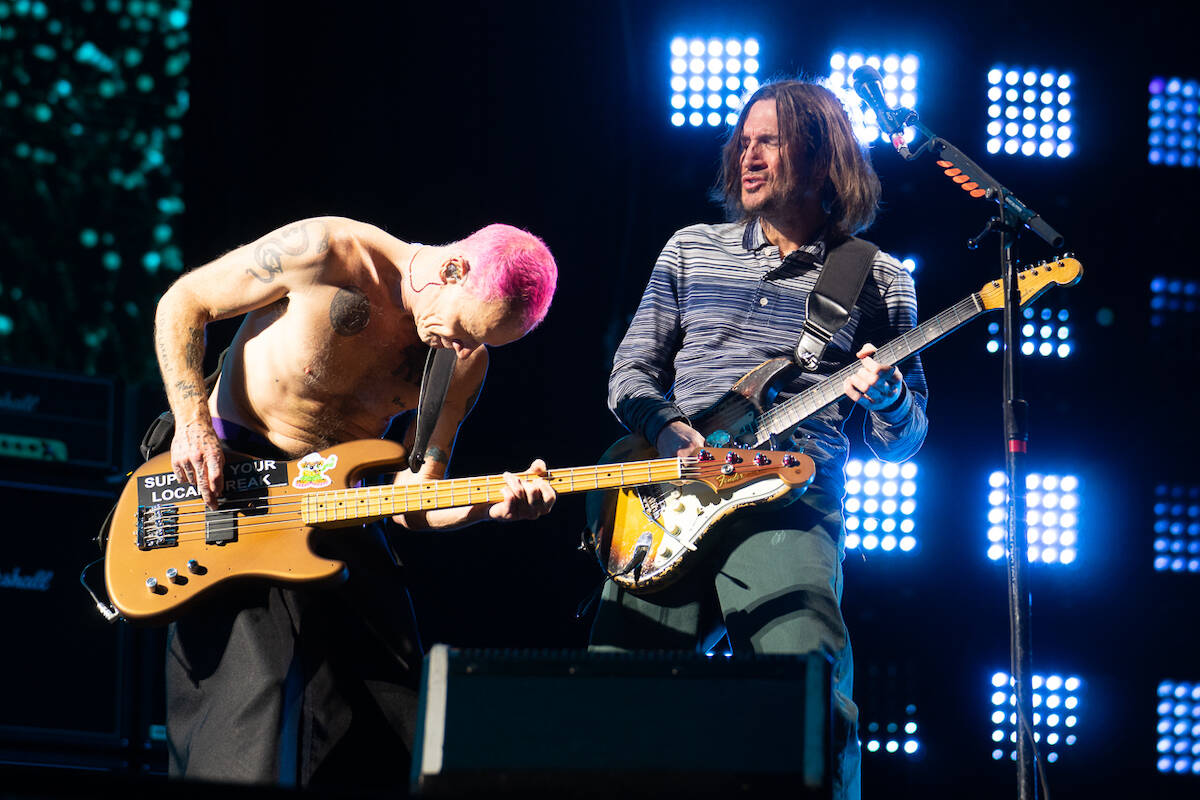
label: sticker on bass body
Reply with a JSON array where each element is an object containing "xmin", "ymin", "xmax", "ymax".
[{"xmin": 292, "ymin": 452, "xmax": 339, "ymax": 489}]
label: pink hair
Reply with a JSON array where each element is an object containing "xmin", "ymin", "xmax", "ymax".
[{"xmin": 457, "ymin": 223, "xmax": 558, "ymax": 330}]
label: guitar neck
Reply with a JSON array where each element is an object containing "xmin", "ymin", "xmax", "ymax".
[
  {"xmin": 301, "ymin": 457, "xmax": 685, "ymax": 525},
  {"xmin": 754, "ymin": 292, "xmax": 985, "ymax": 440}
]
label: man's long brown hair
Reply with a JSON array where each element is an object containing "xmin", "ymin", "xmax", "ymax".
[{"xmin": 715, "ymin": 80, "xmax": 882, "ymax": 241}]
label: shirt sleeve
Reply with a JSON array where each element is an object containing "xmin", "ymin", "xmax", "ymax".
[
  {"xmin": 863, "ymin": 265, "xmax": 929, "ymax": 462},
  {"xmin": 608, "ymin": 235, "xmax": 689, "ymax": 445}
]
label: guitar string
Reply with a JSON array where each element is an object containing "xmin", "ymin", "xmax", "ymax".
[
  {"xmin": 132, "ymin": 465, "xmax": 717, "ymax": 545},
  {"xmin": 145, "ymin": 460, "xmax": 701, "ymax": 520}
]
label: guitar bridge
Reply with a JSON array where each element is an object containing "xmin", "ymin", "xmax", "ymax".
[{"xmin": 136, "ymin": 505, "xmax": 179, "ymax": 550}]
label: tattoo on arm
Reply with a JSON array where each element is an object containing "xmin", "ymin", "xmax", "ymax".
[
  {"xmin": 245, "ymin": 221, "xmax": 328, "ymax": 284},
  {"xmin": 424, "ymin": 446, "xmax": 449, "ymax": 464},
  {"xmin": 174, "ymin": 380, "xmax": 203, "ymax": 401},
  {"xmin": 183, "ymin": 327, "xmax": 205, "ymax": 371}
]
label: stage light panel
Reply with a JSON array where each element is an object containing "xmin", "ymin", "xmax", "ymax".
[
  {"xmin": 843, "ymin": 458, "xmax": 919, "ymax": 554},
  {"xmin": 669, "ymin": 36, "xmax": 760, "ymax": 127},
  {"xmin": 864, "ymin": 708, "xmax": 921, "ymax": 759},
  {"xmin": 986, "ymin": 305, "xmax": 1073, "ymax": 358},
  {"xmin": 1152, "ymin": 484, "xmax": 1200, "ymax": 573},
  {"xmin": 1149, "ymin": 77, "xmax": 1200, "ymax": 168},
  {"xmin": 827, "ymin": 51, "xmax": 920, "ymax": 147},
  {"xmin": 987, "ymin": 66, "xmax": 1073, "ymax": 158},
  {"xmin": 1157, "ymin": 681, "xmax": 1200, "ymax": 774},
  {"xmin": 990, "ymin": 671, "xmax": 1083, "ymax": 763},
  {"xmin": 1150, "ymin": 275, "xmax": 1199, "ymax": 330},
  {"xmin": 986, "ymin": 471, "xmax": 1079, "ymax": 564}
]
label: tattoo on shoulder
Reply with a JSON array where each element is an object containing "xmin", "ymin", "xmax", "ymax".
[
  {"xmin": 245, "ymin": 221, "xmax": 328, "ymax": 284},
  {"xmin": 330, "ymin": 286, "xmax": 371, "ymax": 336}
]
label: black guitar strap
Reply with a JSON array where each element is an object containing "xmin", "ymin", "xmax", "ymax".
[
  {"xmin": 791, "ymin": 237, "xmax": 879, "ymax": 371},
  {"xmin": 408, "ymin": 346, "xmax": 457, "ymax": 473}
]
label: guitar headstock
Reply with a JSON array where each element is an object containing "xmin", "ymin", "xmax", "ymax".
[
  {"xmin": 977, "ymin": 257, "xmax": 1082, "ymax": 311},
  {"xmin": 685, "ymin": 447, "xmax": 815, "ymax": 491}
]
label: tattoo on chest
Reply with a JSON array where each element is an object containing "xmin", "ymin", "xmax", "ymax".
[
  {"xmin": 391, "ymin": 341, "xmax": 430, "ymax": 384},
  {"xmin": 329, "ymin": 286, "xmax": 371, "ymax": 336},
  {"xmin": 245, "ymin": 221, "xmax": 327, "ymax": 284}
]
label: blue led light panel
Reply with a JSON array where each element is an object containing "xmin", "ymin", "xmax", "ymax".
[
  {"xmin": 986, "ymin": 306, "xmax": 1073, "ymax": 358},
  {"xmin": 986, "ymin": 471, "xmax": 1079, "ymax": 564},
  {"xmin": 986, "ymin": 66, "xmax": 1074, "ymax": 158},
  {"xmin": 1149, "ymin": 77, "xmax": 1200, "ymax": 168},
  {"xmin": 1157, "ymin": 681, "xmax": 1200, "ymax": 774},
  {"xmin": 827, "ymin": 52, "xmax": 919, "ymax": 147},
  {"xmin": 1150, "ymin": 276, "xmax": 1199, "ymax": 329},
  {"xmin": 1153, "ymin": 485, "xmax": 1200, "ymax": 573},
  {"xmin": 990, "ymin": 672, "xmax": 1082, "ymax": 763},
  {"xmin": 669, "ymin": 37, "xmax": 760, "ymax": 128},
  {"xmin": 863, "ymin": 711, "xmax": 921, "ymax": 757},
  {"xmin": 843, "ymin": 458, "xmax": 918, "ymax": 553}
]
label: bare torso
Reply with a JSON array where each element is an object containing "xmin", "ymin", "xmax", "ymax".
[{"xmin": 208, "ymin": 230, "xmax": 437, "ymax": 456}]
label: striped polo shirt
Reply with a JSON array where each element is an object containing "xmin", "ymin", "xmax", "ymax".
[{"xmin": 608, "ymin": 219, "xmax": 929, "ymax": 493}]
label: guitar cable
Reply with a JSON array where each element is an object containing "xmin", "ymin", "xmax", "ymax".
[{"xmin": 79, "ymin": 556, "xmax": 120, "ymax": 623}]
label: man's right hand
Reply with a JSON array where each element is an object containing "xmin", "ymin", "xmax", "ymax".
[
  {"xmin": 171, "ymin": 419, "xmax": 225, "ymax": 510},
  {"xmin": 655, "ymin": 420, "xmax": 706, "ymax": 459}
]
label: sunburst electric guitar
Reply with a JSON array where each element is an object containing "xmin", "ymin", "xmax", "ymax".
[
  {"xmin": 586, "ymin": 257, "xmax": 1083, "ymax": 593},
  {"xmin": 103, "ymin": 438, "xmax": 814, "ymax": 624}
]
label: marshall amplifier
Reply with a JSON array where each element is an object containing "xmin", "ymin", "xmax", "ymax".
[
  {"xmin": 411, "ymin": 646, "xmax": 832, "ymax": 797},
  {"xmin": 0, "ymin": 366, "xmax": 117, "ymax": 470},
  {"xmin": 0, "ymin": 476, "xmax": 130, "ymax": 751}
]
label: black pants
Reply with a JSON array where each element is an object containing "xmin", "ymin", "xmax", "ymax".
[{"xmin": 165, "ymin": 431, "xmax": 422, "ymax": 790}]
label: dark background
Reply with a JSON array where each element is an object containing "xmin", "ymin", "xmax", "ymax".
[{"xmin": 1, "ymin": 0, "xmax": 1197, "ymax": 796}]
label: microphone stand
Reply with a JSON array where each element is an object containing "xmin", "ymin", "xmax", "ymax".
[{"xmin": 881, "ymin": 106, "xmax": 1064, "ymax": 800}]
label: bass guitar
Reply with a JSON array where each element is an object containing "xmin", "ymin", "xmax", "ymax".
[
  {"xmin": 104, "ymin": 438, "xmax": 814, "ymax": 624},
  {"xmin": 586, "ymin": 257, "xmax": 1083, "ymax": 592}
]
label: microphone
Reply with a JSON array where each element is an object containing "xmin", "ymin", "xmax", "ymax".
[{"xmin": 852, "ymin": 65, "xmax": 911, "ymax": 157}]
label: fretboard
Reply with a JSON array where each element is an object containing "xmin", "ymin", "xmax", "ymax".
[
  {"xmin": 753, "ymin": 292, "xmax": 985, "ymax": 441},
  {"xmin": 301, "ymin": 458, "xmax": 685, "ymax": 525}
]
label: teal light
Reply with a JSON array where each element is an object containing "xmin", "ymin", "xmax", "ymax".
[
  {"xmin": 54, "ymin": 78, "xmax": 72, "ymax": 96},
  {"xmin": 0, "ymin": 315, "xmax": 13, "ymax": 336},
  {"xmin": 102, "ymin": 251, "xmax": 121, "ymax": 271},
  {"xmin": 167, "ymin": 8, "xmax": 186, "ymax": 28},
  {"xmin": 32, "ymin": 44, "xmax": 57, "ymax": 61},
  {"xmin": 136, "ymin": 74, "xmax": 154, "ymax": 92},
  {"xmin": 124, "ymin": 301, "xmax": 139, "ymax": 317},
  {"xmin": 14, "ymin": 141, "xmax": 30, "ymax": 157},
  {"xmin": 32, "ymin": 103, "xmax": 51, "ymax": 122},
  {"xmin": 153, "ymin": 223, "xmax": 172, "ymax": 243},
  {"xmin": 124, "ymin": 47, "xmax": 143, "ymax": 67},
  {"xmin": 141, "ymin": 251, "xmax": 161, "ymax": 272},
  {"xmin": 80, "ymin": 228, "xmax": 100, "ymax": 248}
]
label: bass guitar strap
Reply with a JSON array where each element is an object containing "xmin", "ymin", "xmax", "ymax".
[
  {"xmin": 408, "ymin": 346, "xmax": 458, "ymax": 473},
  {"xmin": 791, "ymin": 237, "xmax": 879, "ymax": 371}
]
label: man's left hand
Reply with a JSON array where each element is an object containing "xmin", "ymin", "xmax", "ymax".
[
  {"xmin": 490, "ymin": 458, "xmax": 556, "ymax": 521},
  {"xmin": 844, "ymin": 343, "xmax": 905, "ymax": 412}
]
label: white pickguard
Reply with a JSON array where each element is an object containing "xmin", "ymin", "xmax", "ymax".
[{"xmin": 640, "ymin": 476, "xmax": 788, "ymax": 574}]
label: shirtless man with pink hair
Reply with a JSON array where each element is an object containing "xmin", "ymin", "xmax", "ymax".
[{"xmin": 152, "ymin": 216, "xmax": 558, "ymax": 789}]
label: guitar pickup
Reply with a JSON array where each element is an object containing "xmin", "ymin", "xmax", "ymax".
[
  {"xmin": 205, "ymin": 506, "xmax": 237, "ymax": 545},
  {"xmin": 136, "ymin": 505, "xmax": 179, "ymax": 550}
]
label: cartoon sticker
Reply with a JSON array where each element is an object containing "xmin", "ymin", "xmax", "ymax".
[{"xmin": 292, "ymin": 452, "xmax": 339, "ymax": 489}]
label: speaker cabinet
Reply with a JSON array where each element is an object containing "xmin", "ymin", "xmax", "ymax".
[
  {"xmin": 0, "ymin": 475, "xmax": 130, "ymax": 751},
  {"xmin": 411, "ymin": 645, "xmax": 831, "ymax": 797}
]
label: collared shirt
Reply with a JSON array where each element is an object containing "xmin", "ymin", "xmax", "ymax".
[{"xmin": 608, "ymin": 219, "xmax": 929, "ymax": 495}]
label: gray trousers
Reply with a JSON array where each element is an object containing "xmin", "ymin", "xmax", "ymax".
[{"xmin": 589, "ymin": 487, "xmax": 861, "ymax": 800}]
